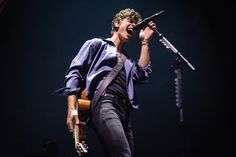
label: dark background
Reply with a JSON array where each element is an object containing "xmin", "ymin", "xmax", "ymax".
[{"xmin": 0, "ymin": 0, "xmax": 232, "ymax": 157}]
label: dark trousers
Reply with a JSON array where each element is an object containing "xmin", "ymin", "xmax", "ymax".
[{"xmin": 91, "ymin": 94, "xmax": 133, "ymax": 157}]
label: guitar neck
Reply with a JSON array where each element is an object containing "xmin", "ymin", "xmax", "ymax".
[{"xmin": 74, "ymin": 124, "xmax": 80, "ymax": 146}]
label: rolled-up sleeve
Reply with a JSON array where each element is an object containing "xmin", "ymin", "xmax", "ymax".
[
  {"xmin": 56, "ymin": 39, "xmax": 96, "ymax": 96},
  {"xmin": 133, "ymin": 61, "xmax": 152, "ymax": 83}
]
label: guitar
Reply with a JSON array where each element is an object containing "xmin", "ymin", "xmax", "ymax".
[{"xmin": 73, "ymin": 89, "xmax": 90, "ymax": 156}]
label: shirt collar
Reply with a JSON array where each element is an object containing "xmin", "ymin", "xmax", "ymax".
[
  {"xmin": 103, "ymin": 38, "xmax": 129, "ymax": 57},
  {"xmin": 103, "ymin": 38, "xmax": 115, "ymax": 46}
]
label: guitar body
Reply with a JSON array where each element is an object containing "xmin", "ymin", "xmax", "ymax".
[
  {"xmin": 73, "ymin": 88, "xmax": 90, "ymax": 156},
  {"xmin": 78, "ymin": 89, "xmax": 90, "ymax": 126}
]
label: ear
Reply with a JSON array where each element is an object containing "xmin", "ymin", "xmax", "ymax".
[
  {"xmin": 113, "ymin": 20, "xmax": 120, "ymax": 30},
  {"xmin": 114, "ymin": 20, "xmax": 120, "ymax": 28}
]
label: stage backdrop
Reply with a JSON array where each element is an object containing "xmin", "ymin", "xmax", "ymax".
[{"xmin": 0, "ymin": 0, "xmax": 231, "ymax": 157}]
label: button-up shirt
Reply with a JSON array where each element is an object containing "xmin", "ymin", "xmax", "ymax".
[{"xmin": 56, "ymin": 38, "xmax": 152, "ymax": 109}]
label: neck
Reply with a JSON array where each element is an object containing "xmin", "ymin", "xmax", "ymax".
[{"xmin": 111, "ymin": 34, "xmax": 124, "ymax": 53}]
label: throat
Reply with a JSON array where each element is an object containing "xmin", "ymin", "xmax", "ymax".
[{"xmin": 111, "ymin": 35, "xmax": 125, "ymax": 51}]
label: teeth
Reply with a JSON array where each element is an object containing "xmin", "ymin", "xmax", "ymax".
[
  {"xmin": 127, "ymin": 28, "xmax": 133, "ymax": 32},
  {"xmin": 126, "ymin": 28, "xmax": 133, "ymax": 35}
]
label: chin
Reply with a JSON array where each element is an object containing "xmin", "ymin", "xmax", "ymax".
[
  {"xmin": 121, "ymin": 36, "xmax": 129, "ymax": 42},
  {"xmin": 124, "ymin": 38, "xmax": 130, "ymax": 43}
]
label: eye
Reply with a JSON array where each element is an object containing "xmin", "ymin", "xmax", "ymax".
[
  {"xmin": 126, "ymin": 18, "xmax": 133, "ymax": 23},
  {"xmin": 129, "ymin": 19, "xmax": 136, "ymax": 24}
]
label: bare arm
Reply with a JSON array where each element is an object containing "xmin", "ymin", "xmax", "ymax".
[
  {"xmin": 138, "ymin": 21, "xmax": 157, "ymax": 68},
  {"xmin": 67, "ymin": 94, "xmax": 80, "ymax": 132}
]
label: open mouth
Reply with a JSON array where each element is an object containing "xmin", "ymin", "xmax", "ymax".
[{"xmin": 126, "ymin": 27, "xmax": 134, "ymax": 36}]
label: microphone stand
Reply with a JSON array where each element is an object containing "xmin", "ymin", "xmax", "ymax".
[{"xmin": 154, "ymin": 29, "xmax": 195, "ymax": 157}]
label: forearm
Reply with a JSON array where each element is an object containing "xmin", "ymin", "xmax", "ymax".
[
  {"xmin": 139, "ymin": 39, "xmax": 150, "ymax": 68},
  {"xmin": 138, "ymin": 21, "xmax": 156, "ymax": 68},
  {"xmin": 67, "ymin": 94, "xmax": 80, "ymax": 132},
  {"xmin": 67, "ymin": 94, "xmax": 77, "ymax": 114}
]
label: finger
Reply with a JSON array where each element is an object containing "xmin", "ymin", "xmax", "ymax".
[
  {"xmin": 148, "ymin": 21, "xmax": 157, "ymax": 29},
  {"xmin": 74, "ymin": 115, "xmax": 80, "ymax": 125},
  {"xmin": 68, "ymin": 123, "xmax": 74, "ymax": 132},
  {"xmin": 67, "ymin": 124, "xmax": 73, "ymax": 132},
  {"xmin": 148, "ymin": 21, "xmax": 156, "ymax": 26},
  {"xmin": 67, "ymin": 117, "xmax": 74, "ymax": 132},
  {"xmin": 149, "ymin": 24, "xmax": 157, "ymax": 29}
]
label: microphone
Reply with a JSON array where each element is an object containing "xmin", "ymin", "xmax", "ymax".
[{"xmin": 133, "ymin": 10, "xmax": 164, "ymax": 31}]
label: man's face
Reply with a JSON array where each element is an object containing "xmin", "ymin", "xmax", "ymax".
[{"xmin": 116, "ymin": 17, "xmax": 136, "ymax": 42}]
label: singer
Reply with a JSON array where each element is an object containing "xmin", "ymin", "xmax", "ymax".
[{"xmin": 56, "ymin": 8, "xmax": 157, "ymax": 157}]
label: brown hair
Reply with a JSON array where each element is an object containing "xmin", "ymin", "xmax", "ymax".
[{"xmin": 111, "ymin": 8, "xmax": 142, "ymax": 35}]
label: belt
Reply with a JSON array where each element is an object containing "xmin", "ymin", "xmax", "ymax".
[{"xmin": 102, "ymin": 93, "xmax": 130, "ymax": 106}]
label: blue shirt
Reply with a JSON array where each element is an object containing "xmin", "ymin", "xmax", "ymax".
[{"xmin": 56, "ymin": 38, "xmax": 152, "ymax": 109}]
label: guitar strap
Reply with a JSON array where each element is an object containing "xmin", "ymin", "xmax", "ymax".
[
  {"xmin": 91, "ymin": 54, "xmax": 126, "ymax": 111},
  {"xmin": 72, "ymin": 54, "xmax": 126, "ymax": 155}
]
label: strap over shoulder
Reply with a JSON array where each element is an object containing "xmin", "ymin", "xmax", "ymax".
[{"xmin": 91, "ymin": 54, "xmax": 127, "ymax": 110}]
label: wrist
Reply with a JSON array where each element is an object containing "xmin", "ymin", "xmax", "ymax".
[
  {"xmin": 68, "ymin": 109, "xmax": 78, "ymax": 117},
  {"xmin": 71, "ymin": 109, "xmax": 78, "ymax": 116},
  {"xmin": 141, "ymin": 39, "xmax": 150, "ymax": 46}
]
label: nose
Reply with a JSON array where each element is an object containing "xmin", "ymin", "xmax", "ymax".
[{"xmin": 130, "ymin": 23, "xmax": 135, "ymax": 28}]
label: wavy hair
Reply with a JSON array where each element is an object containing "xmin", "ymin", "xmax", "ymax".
[{"xmin": 111, "ymin": 8, "xmax": 142, "ymax": 35}]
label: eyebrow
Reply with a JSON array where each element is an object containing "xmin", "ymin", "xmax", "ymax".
[{"xmin": 126, "ymin": 17, "xmax": 135, "ymax": 23}]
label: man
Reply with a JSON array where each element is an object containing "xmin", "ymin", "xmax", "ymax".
[{"xmin": 57, "ymin": 8, "xmax": 157, "ymax": 157}]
